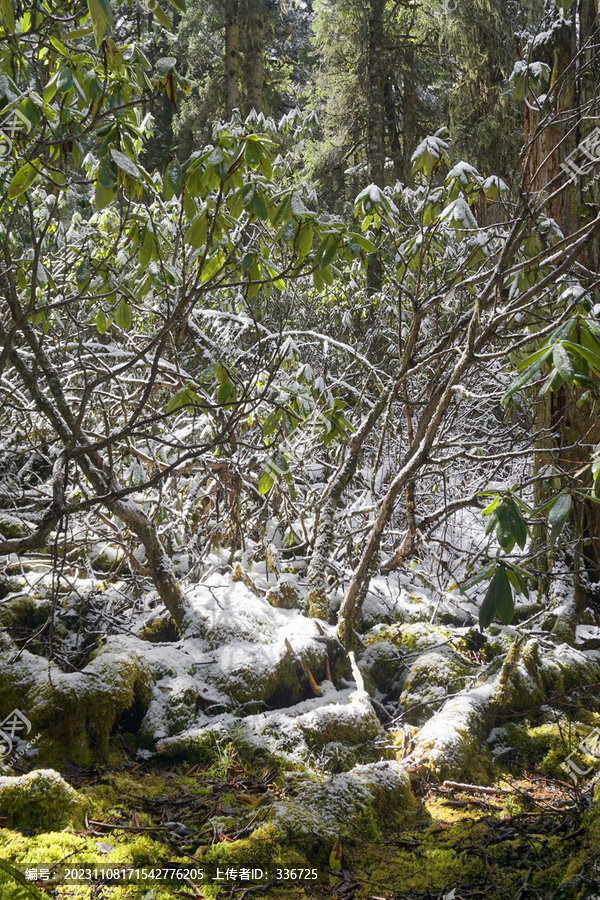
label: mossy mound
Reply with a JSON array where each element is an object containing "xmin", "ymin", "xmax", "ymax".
[
  {"xmin": 0, "ymin": 593, "xmax": 53, "ymax": 633},
  {"xmin": 491, "ymin": 716, "xmax": 600, "ymax": 780},
  {"xmin": 0, "ymin": 635, "xmax": 152, "ymax": 767},
  {"xmin": 157, "ymin": 688, "xmax": 387, "ymax": 772},
  {"xmin": 357, "ymin": 640, "xmax": 405, "ymax": 693},
  {"xmin": 365, "ymin": 621, "xmax": 451, "ymax": 654},
  {"xmin": 0, "ymin": 769, "xmax": 88, "ymax": 832},
  {"xmin": 398, "ymin": 648, "xmax": 472, "ymax": 724},
  {"xmin": 269, "ymin": 760, "xmax": 416, "ymax": 849},
  {"xmin": 265, "ymin": 576, "xmax": 305, "ymax": 611},
  {"xmin": 0, "ymin": 513, "xmax": 33, "ymax": 540}
]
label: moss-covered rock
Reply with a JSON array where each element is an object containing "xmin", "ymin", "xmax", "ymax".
[
  {"xmin": 398, "ymin": 648, "xmax": 472, "ymax": 724},
  {"xmin": 0, "ymin": 769, "xmax": 88, "ymax": 832},
  {"xmin": 366, "ymin": 621, "xmax": 451, "ymax": 654},
  {"xmin": 0, "ymin": 594, "xmax": 52, "ymax": 633},
  {"xmin": 0, "ymin": 635, "xmax": 153, "ymax": 766},
  {"xmin": 357, "ymin": 640, "xmax": 405, "ymax": 694},
  {"xmin": 269, "ymin": 760, "xmax": 416, "ymax": 847},
  {"xmin": 157, "ymin": 689, "xmax": 387, "ymax": 772},
  {"xmin": 265, "ymin": 577, "xmax": 305, "ymax": 611},
  {"xmin": 492, "ymin": 719, "xmax": 595, "ymax": 780},
  {"xmin": 0, "ymin": 513, "xmax": 33, "ymax": 540},
  {"xmin": 138, "ymin": 612, "xmax": 179, "ymax": 643}
]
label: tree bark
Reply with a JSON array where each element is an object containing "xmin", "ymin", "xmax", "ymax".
[
  {"xmin": 245, "ymin": 0, "xmax": 264, "ymax": 114},
  {"xmin": 225, "ymin": 0, "xmax": 239, "ymax": 118},
  {"xmin": 523, "ymin": 3, "xmax": 600, "ymax": 597},
  {"xmin": 365, "ymin": 0, "xmax": 386, "ymax": 295},
  {"xmin": 338, "ymin": 295, "xmax": 482, "ymax": 649},
  {"xmin": 306, "ymin": 390, "xmax": 392, "ymax": 620},
  {"xmin": 367, "ymin": 0, "xmax": 385, "ymax": 187},
  {"xmin": 402, "ymin": 43, "xmax": 416, "ymax": 188},
  {"xmin": 7, "ymin": 336, "xmax": 192, "ymax": 635}
]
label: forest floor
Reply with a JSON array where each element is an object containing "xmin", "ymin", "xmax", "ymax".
[
  {"xmin": 1, "ymin": 745, "xmax": 599, "ymax": 900},
  {"xmin": 1, "ymin": 558, "xmax": 600, "ymax": 899}
]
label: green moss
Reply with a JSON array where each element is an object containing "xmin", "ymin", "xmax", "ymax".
[
  {"xmin": 266, "ymin": 581, "xmax": 303, "ymax": 610},
  {"xmin": 0, "ymin": 643, "xmax": 153, "ymax": 767},
  {"xmin": 366, "ymin": 622, "xmax": 451, "ymax": 655},
  {"xmin": 0, "ymin": 770, "xmax": 88, "ymax": 832},
  {"xmin": 0, "ymin": 594, "xmax": 52, "ymax": 632},
  {"xmin": 500, "ymin": 721, "xmax": 592, "ymax": 778},
  {"xmin": 138, "ymin": 615, "xmax": 179, "ymax": 643},
  {"xmin": 398, "ymin": 650, "xmax": 471, "ymax": 723}
]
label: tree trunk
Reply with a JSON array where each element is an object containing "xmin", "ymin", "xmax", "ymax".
[
  {"xmin": 384, "ymin": 79, "xmax": 401, "ymax": 180},
  {"xmin": 7, "ymin": 332, "xmax": 192, "ymax": 636},
  {"xmin": 306, "ymin": 391, "xmax": 392, "ymax": 620},
  {"xmin": 225, "ymin": 0, "xmax": 239, "ymax": 117},
  {"xmin": 338, "ymin": 295, "xmax": 483, "ymax": 649},
  {"xmin": 402, "ymin": 43, "xmax": 416, "ymax": 188},
  {"xmin": 367, "ymin": 0, "xmax": 385, "ymax": 187},
  {"xmin": 245, "ymin": 0, "xmax": 264, "ymax": 114},
  {"xmin": 365, "ymin": 0, "xmax": 385, "ymax": 295},
  {"xmin": 523, "ymin": 3, "xmax": 600, "ymax": 601},
  {"xmin": 403, "ymin": 635, "xmax": 600, "ymax": 782}
]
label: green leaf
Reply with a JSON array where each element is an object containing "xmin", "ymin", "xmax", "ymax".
[
  {"xmin": 494, "ymin": 566, "xmax": 514, "ymax": 625},
  {"xmin": 167, "ymin": 0, "xmax": 186, "ymax": 10},
  {"xmin": 350, "ymin": 232, "xmax": 376, "ymax": 253},
  {"xmin": 497, "ymin": 497, "xmax": 528, "ymax": 551},
  {"xmin": 506, "ymin": 564, "xmax": 529, "ymax": 599},
  {"xmin": 515, "ymin": 345, "xmax": 553, "ymax": 373},
  {"xmin": 63, "ymin": 26, "xmax": 94, "ymax": 39},
  {"xmin": 482, "ymin": 496, "xmax": 500, "ymax": 516},
  {"xmin": 217, "ymin": 381, "xmax": 234, "ymax": 405},
  {"xmin": 164, "ymin": 158, "xmax": 182, "ymax": 200},
  {"xmin": 504, "ymin": 347, "xmax": 553, "ymax": 402},
  {"xmin": 95, "ymin": 182, "xmax": 116, "ymax": 210},
  {"xmin": 95, "ymin": 307, "xmax": 107, "ymax": 334},
  {"xmin": 329, "ymin": 835, "xmax": 343, "ymax": 873},
  {"xmin": 184, "ymin": 212, "xmax": 207, "ymax": 249},
  {"xmin": 156, "ymin": 57, "xmax": 177, "ymax": 76},
  {"xmin": 199, "ymin": 250, "xmax": 224, "ymax": 283},
  {"xmin": 150, "ymin": 1, "xmax": 174, "ymax": 31},
  {"xmin": 548, "ymin": 493, "xmax": 572, "ymax": 546},
  {"xmin": 7, "ymin": 162, "xmax": 39, "ymax": 199},
  {"xmin": 166, "ymin": 384, "xmax": 194, "ymax": 414},
  {"xmin": 295, "ymin": 224, "xmax": 313, "ymax": 258},
  {"xmin": 252, "ymin": 191, "xmax": 268, "ymax": 220},
  {"xmin": 512, "ymin": 69, "xmax": 525, "ymax": 101},
  {"xmin": 245, "ymin": 142, "xmax": 260, "ymax": 169},
  {"xmin": 484, "ymin": 511, "xmax": 498, "ymax": 536},
  {"xmin": 495, "ymin": 501, "xmax": 517, "ymax": 552},
  {"xmin": 552, "ymin": 343, "xmax": 575, "ymax": 382},
  {"xmin": 461, "ymin": 561, "xmax": 496, "ymax": 593},
  {"xmin": 110, "ymin": 148, "xmax": 141, "ymax": 181},
  {"xmin": 479, "ymin": 573, "xmax": 498, "ymax": 629},
  {"xmin": 76, "ymin": 259, "xmax": 91, "ymax": 289},
  {"xmin": 1, "ymin": 0, "xmax": 15, "ymax": 33},
  {"xmin": 258, "ymin": 471, "xmax": 274, "ymax": 495},
  {"xmin": 215, "ymin": 361, "xmax": 229, "ymax": 385},
  {"xmin": 56, "ymin": 66, "xmax": 73, "ymax": 94},
  {"xmin": 87, "ymin": 0, "xmax": 114, "ymax": 45},
  {"xmin": 115, "ymin": 297, "xmax": 132, "ymax": 331},
  {"xmin": 139, "ymin": 229, "xmax": 156, "ymax": 267},
  {"xmin": 0, "ymin": 859, "xmax": 47, "ymax": 898},
  {"xmin": 562, "ymin": 340, "xmax": 600, "ymax": 376}
]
